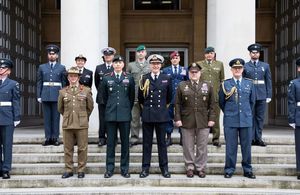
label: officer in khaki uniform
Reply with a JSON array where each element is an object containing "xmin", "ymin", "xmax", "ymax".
[
  {"xmin": 197, "ymin": 47, "xmax": 224, "ymax": 147},
  {"xmin": 126, "ymin": 45, "xmax": 150, "ymax": 146},
  {"xmin": 58, "ymin": 67, "xmax": 94, "ymax": 179},
  {"xmin": 174, "ymin": 62, "xmax": 216, "ymax": 178}
]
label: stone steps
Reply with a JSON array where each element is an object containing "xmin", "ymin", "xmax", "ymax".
[
  {"xmin": 0, "ymin": 175, "xmax": 299, "ymax": 189},
  {"xmin": 10, "ymin": 162, "xmax": 296, "ymax": 176},
  {"xmin": 11, "ymin": 152, "xmax": 296, "ymax": 164}
]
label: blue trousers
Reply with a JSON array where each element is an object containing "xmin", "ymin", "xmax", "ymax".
[
  {"xmin": 42, "ymin": 102, "xmax": 60, "ymax": 139},
  {"xmin": 252, "ymin": 100, "xmax": 266, "ymax": 141},
  {"xmin": 0, "ymin": 125, "xmax": 14, "ymax": 171},
  {"xmin": 295, "ymin": 127, "xmax": 300, "ymax": 173},
  {"xmin": 224, "ymin": 127, "xmax": 252, "ymax": 174},
  {"xmin": 165, "ymin": 104, "xmax": 181, "ymax": 134}
]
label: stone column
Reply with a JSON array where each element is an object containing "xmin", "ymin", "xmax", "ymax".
[
  {"xmin": 207, "ymin": 0, "xmax": 256, "ymax": 134},
  {"xmin": 61, "ymin": 0, "xmax": 108, "ymax": 134}
]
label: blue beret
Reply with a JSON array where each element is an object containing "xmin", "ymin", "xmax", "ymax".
[
  {"xmin": 296, "ymin": 57, "xmax": 300, "ymax": 66},
  {"xmin": 147, "ymin": 54, "xmax": 164, "ymax": 64},
  {"xmin": 204, "ymin": 47, "xmax": 215, "ymax": 53},
  {"xmin": 247, "ymin": 43, "xmax": 262, "ymax": 52},
  {"xmin": 46, "ymin": 44, "xmax": 59, "ymax": 53},
  {"xmin": 229, "ymin": 58, "xmax": 245, "ymax": 68},
  {"xmin": 101, "ymin": 47, "xmax": 116, "ymax": 56},
  {"xmin": 0, "ymin": 58, "xmax": 13, "ymax": 69},
  {"xmin": 113, "ymin": 55, "xmax": 124, "ymax": 62},
  {"xmin": 136, "ymin": 45, "xmax": 146, "ymax": 52}
]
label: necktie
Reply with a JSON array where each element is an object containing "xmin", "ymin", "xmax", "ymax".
[
  {"xmin": 0, "ymin": 80, "xmax": 2, "ymax": 86},
  {"xmin": 116, "ymin": 74, "xmax": 120, "ymax": 81},
  {"xmin": 193, "ymin": 82, "xmax": 198, "ymax": 90},
  {"xmin": 253, "ymin": 61, "xmax": 256, "ymax": 66},
  {"xmin": 174, "ymin": 66, "xmax": 178, "ymax": 75},
  {"xmin": 107, "ymin": 65, "xmax": 110, "ymax": 70},
  {"xmin": 154, "ymin": 74, "xmax": 157, "ymax": 81},
  {"xmin": 208, "ymin": 61, "xmax": 212, "ymax": 65},
  {"xmin": 50, "ymin": 63, "xmax": 53, "ymax": 69},
  {"xmin": 79, "ymin": 69, "xmax": 82, "ymax": 74},
  {"xmin": 236, "ymin": 80, "xmax": 241, "ymax": 90}
]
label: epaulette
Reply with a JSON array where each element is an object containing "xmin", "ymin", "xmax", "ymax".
[{"xmin": 244, "ymin": 78, "xmax": 253, "ymax": 81}]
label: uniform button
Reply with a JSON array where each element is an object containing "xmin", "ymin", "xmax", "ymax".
[
  {"xmin": 151, "ymin": 90, "xmax": 153, "ymax": 93},
  {"xmin": 239, "ymin": 103, "xmax": 241, "ymax": 105},
  {"xmin": 50, "ymin": 74, "xmax": 52, "ymax": 76},
  {"xmin": 150, "ymin": 105, "xmax": 153, "ymax": 107},
  {"xmin": 158, "ymin": 105, "xmax": 160, "ymax": 107},
  {"xmin": 209, "ymin": 75, "xmax": 211, "ymax": 77},
  {"xmin": 117, "ymin": 103, "xmax": 119, "ymax": 105},
  {"xmin": 117, "ymin": 97, "xmax": 119, "ymax": 99},
  {"xmin": 50, "ymin": 79, "xmax": 52, "ymax": 81},
  {"xmin": 73, "ymin": 104, "xmax": 75, "ymax": 106},
  {"xmin": 159, "ymin": 90, "xmax": 161, "ymax": 92},
  {"xmin": 158, "ymin": 95, "xmax": 161, "ymax": 97},
  {"xmin": 73, "ymin": 111, "xmax": 75, "ymax": 112},
  {"xmin": 195, "ymin": 98, "xmax": 197, "ymax": 100},
  {"xmin": 73, "ymin": 96, "xmax": 75, "ymax": 98},
  {"xmin": 118, "ymin": 85, "xmax": 119, "ymax": 86},
  {"xmin": 151, "ymin": 95, "xmax": 153, "ymax": 97},
  {"xmin": 239, "ymin": 96, "xmax": 241, "ymax": 98},
  {"xmin": 240, "ymin": 110, "xmax": 242, "ymax": 112},
  {"xmin": 150, "ymin": 100, "xmax": 152, "ymax": 102},
  {"xmin": 158, "ymin": 100, "xmax": 160, "ymax": 102},
  {"xmin": 195, "ymin": 103, "xmax": 197, "ymax": 105},
  {"xmin": 117, "ymin": 91, "xmax": 119, "ymax": 93},
  {"xmin": 73, "ymin": 100, "xmax": 75, "ymax": 102}
]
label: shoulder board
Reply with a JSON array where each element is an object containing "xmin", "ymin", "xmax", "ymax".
[
  {"xmin": 244, "ymin": 78, "xmax": 253, "ymax": 81},
  {"xmin": 224, "ymin": 78, "xmax": 231, "ymax": 81}
]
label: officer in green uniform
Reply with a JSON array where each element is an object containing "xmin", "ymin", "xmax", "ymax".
[
  {"xmin": 101, "ymin": 55, "xmax": 135, "ymax": 178},
  {"xmin": 126, "ymin": 45, "xmax": 150, "ymax": 147},
  {"xmin": 58, "ymin": 67, "xmax": 94, "ymax": 179},
  {"xmin": 197, "ymin": 47, "xmax": 224, "ymax": 147}
]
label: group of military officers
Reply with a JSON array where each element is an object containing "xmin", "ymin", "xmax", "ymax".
[{"xmin": 3, "ymin": 42, "xmax": 300, "ymax": 180}]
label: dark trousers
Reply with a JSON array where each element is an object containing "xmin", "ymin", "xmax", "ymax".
[
  {"xmin": 224, "ymin": 127, "xmax": 252, "ymax": 174},
  {"xmin": 106, "ymin": 121, "xmax": 130, "ymax": 172},
  {"xmin": 211, "ymin": 105, "xmax": 221, "ymax": 142},
  {"xmin": 98, "ymin": 104, "xmax": 107, "ymax": 140},
  {"xmin": 166, "ymin": 104, "xmax": 174, "ymax": 134},
  {"xmin": 42, "ymin": 102, "xmax": 60, "ymax": 139},
  {"xmin": 142, "ymin": 122, "xmax": 168, "ymax": 171},
  {"xmin": 295, "ymin": 127, "xmax": 300, "ymax": 173},
  {"xmin": 0, "ymin": 125, "xmax": 14, "ymax": 171},
  {"xmin": 252, "ymin": 100, "xmax": 266, "ymax": 141}
]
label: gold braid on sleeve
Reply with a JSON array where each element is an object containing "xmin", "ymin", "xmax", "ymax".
[
  {"xmin": 139, "ymin": 75, "xmax": 150, "ymax": 98},
  {"xmin": 222, "ymin": 82, "xmax": 237, "ymax": 100}
]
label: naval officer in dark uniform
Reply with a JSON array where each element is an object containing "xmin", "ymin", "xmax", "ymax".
[
  {"xmin": 219, "ymin": 58, "xmax": 256, "ymax": 179},
  {"xmin": 288, "ymin": 57, "xmax": 300, "ymax": 179},
  {"xmin": 0, "ymin": 58, "xmax": 20, "ymax": 179},
  {"xmin": 138, "ymin": 54, "xmax": 172, "ymax": 178},
  {"xmin": 101, "ymin": 55, "xmax": 135, "ymax": 178},
  {"xmin": 75, "ymin": 54, "xmax": 93, "ymax": 88},
  {"xmin": 37, "ymin": 44, "xmax": 66, "ymax": 146},
  {"xmin": 243, "ymin": 43, "xmax": 272, "ymax": 147},
  {"xmin": 94, "ymin": 47, "xmax": 115, "ymax": 146}
]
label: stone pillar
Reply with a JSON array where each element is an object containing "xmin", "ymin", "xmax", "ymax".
[
  {"xmin": 207, "ymin": 0, "xmax": 256, "ymax": 134},
  {"xmin": 207, "ymin": 0, "xmax": 256, "ymax": 78},
  {"xmin": 61, "ymin": 0, "xmax": 108, "ymax": 134}
]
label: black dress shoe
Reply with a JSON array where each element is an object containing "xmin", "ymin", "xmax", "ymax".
[
  {"xmin": 297, "ymin": 175, "xmax": 300, "ymax": 180},
  {"xmin": 78, "ymin": 172, "xmax": 85, "ymax": 178},
  {"xmin": 129, "ymin": 142, "xmax": 138, "ymax": 148},
  {"xmin": 0, "ymin": 171, "xmax": 3, "ymax": 177},
  {"xmin": 213, "ymin": 141, "xmax": 221, "ymax": 148},
  {"xmin": 121, "ymin": 171, "xmax": 131, "ymax": 178},
  {"xmin": 98, "ymin": 138, "xmax": 107, "ymax": 147},
  {"xmin": 161, "ymin": 170, "xmax": 171, "ymax": 178},
  {"xmin": 62, "ymin": 172, "xmax": 73, "ymax": 178},
  {"xmin": 139, "ymin": 170, "xmax": 149, "ymax": 178},
  {"xmin": 257, "ymin": 140, "xmax": 266, "ymax": 147},
  {"xmin": 224, "ymin": 173, "xmax": 232, "ymax": 178},
  {"xmin": 2, "ymin": 171, "xmax": 10, "ymax": 179},
  {"xmin": 42, "ymin": 139, "xmax": 51, "ymax": 146},
  {"xmin": 52, "ymin": 138, "xmax": 60, "ymax": 146},
  {"xmin": 244, "ymin": 172, "xmax": 256, "ymax": 179},
  {"xmin": 104, "ymin": 171, "xmax": 113, "ymax": 178}
]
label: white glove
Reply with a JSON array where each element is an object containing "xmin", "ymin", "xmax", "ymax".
[
  {"xmin": 266, "ymin": 98, "xmax": 271, "ymax": 103},
  {"xmin": 289, "ymin": 123, "xmax": 296, "ymax": 129},
  {"xmin": 14, "ymin": 121, "xmax": 20, "ymax": 127},
  {"xmin": 37, "ymin": 98, "xmax": 42, "ymax": 103}
]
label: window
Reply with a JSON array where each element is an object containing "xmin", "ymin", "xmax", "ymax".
[{"xmin": 134, "ymin": 0, "xmax": 180, "ymax": 10}]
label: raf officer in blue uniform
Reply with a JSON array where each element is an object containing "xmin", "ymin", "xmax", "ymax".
[
  {"xmin": 219, "ymin": 58, "xmax": 256, "ymax": 179},
  {"xmin": 162, "ymin": 51, "xmax": 188, "ymax": 146},
  {"xmin": 0, "ymin": 59, "xmax": 20, "ymax": 179},
  {"xmin": 75, "ymin": 54, "xmax": 93, "ymax": 88},
  {"xmin": 37, "ymin": 44, "xmax": 66, "ymax": 146},
  {"xmin": 101, "ymin": 55, "xmax": 135, "ymax": 178},
  {"xmin": 94, "ymin": 47, "xmax": 115, "ymax": 146},
  {"xmin": 138, "ymin": 54, "xmax": 172, "ymax": 178},
  {"xmin": 288, "ymin": 57, "xmax": 300, "ymax": 179},
  {"xmin": 243, "ymin": 43, "xmax": 272, "ymax": 147}
]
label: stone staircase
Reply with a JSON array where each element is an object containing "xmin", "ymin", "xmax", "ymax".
[{"xmin": 1, "ymin": 129, "xmax": 300, "ymax": 195}]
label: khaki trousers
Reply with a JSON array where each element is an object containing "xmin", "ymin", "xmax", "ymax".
[
  {"xmin": 130, "ymin": 102, "xmax": 142, "ymax": 143},
  {"xmin": 181, "ymin": 127, "xmax": 210, "ymax": 172},
  {"xmin": 211, "ymin": 105, "xmax": 221, "ymax": 142},
  {"xmin": 63, "ymin": 128, "xmax": 88, "ymax": 172}
]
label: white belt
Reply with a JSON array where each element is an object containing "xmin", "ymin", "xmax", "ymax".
[
  {"xmin": 0, "ymin": 102, "xmax": 12, "ymax": 106},
  {"xmin": 297, "ymin": 102, "xmax": 300, "ymax": 106},
  {"xmin": 253, "ymin": 80, "xmax": 265, "ymax": 84},
  {"xmin": 43, "ymin": 82, "xmax": 62, "ymax": 87}
]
